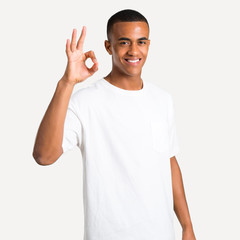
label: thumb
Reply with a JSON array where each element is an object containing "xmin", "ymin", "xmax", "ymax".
[{"xmin": 88, "ymin": 59, "xmax": 98, "ymax": 75}]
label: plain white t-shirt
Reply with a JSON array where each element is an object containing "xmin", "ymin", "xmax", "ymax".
[{"xmin": 62, "ymin": 78, "xmax": 180, "ymax": 240}]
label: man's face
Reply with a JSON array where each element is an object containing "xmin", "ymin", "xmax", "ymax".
[{"xmin": 105, "ymin": 21, "xmax": 150, "ymax": 77}]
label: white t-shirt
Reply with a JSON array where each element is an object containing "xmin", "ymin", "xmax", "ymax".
[{"xmin": 62, "ymin": 78, "xmax": 180, "ymax": 240}]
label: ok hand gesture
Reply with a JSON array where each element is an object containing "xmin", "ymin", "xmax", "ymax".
[{"xmin": 63, "ymin": 26, "xmax": 98, "ymax": 85}]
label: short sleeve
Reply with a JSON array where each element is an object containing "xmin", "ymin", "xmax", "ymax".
[
  {"xmin": 62, "ymin": 99, "xmax": 82, "ymax": 153},
  {"xmin": 168, "ymin": 95, "xmax": 180, "ymax": 158}
]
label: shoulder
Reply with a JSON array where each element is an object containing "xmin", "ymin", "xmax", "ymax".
[
  {"xmin": 70, "ymin": 79, "xmax": 101, "ymax": 104},
  {"xmin": 146, "ymin": 80, "xmax": 172, "ymax": 102}
]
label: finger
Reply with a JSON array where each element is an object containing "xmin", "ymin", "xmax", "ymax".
[
  {"xmin": 84, "ymin": 50, "xmax": 97, "ymax": 63},
  {"xmin": 66, "ymin": 39, "xmax": 71, "ymax": 56},
  {"xmin": 84, "ymin": 50, "xmax": 98, "ymax": 75},
  {"xmin": 88, "ymin": 61, "xmax": 98, "ymax": 75},
  {"xmin": 76, "ymin": 26, "xmax": 86, "ymax": 52},
  {"xmin": 70, "ymin": 28, "xmax": 77, "ymax": 52}
]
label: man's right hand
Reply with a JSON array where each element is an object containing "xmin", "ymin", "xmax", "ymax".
[
  {"xmin": 62, "ymin": 26, "xmax": 98, "ymax": 85},
  {"xmin": 33, "ymin": 26, "xmax": 98, "ymax": 165}
]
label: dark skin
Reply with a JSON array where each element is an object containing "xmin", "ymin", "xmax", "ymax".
[
  {"xmin": 171, "ymin": 156, "xmax": 196, "ymax": 240},
  {"xmin": 32, "ymin": 22, "xmax": 196, "ymax": 239},
  {"xmin": 104, "ymin": 21, "xmax": 150, "ymax": 90},
  {"xmin": 105, "ymin": 22, "xmax": 196, "ymax": 239}
]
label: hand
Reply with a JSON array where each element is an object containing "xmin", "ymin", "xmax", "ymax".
[
  {"xmin": 62, "ymin": 26, "xmax": 98, "ymax": 85},
  {"xmin": 182, "ymin": 228, "xmax": 196, "ymax": 240}
]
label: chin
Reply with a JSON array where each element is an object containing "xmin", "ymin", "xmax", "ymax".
[
  {"xmin": 121, "ymin": 67, "xmax": 143, "ymax": 77},
  {"xmin": 128, "ymin": 72, "xmax": 141, "ymax": 77},
  {"xmin": 125, "ymin": 69, "xmax": 142, "ymax": 77},
  {"xmin": 113, "ymin": 60, "xmax": 144, "ymax": 77}
]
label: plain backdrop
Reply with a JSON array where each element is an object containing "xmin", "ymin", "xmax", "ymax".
[{"xmin": 0, "ymin": 0, "xmax": 239, "ymax": 239}]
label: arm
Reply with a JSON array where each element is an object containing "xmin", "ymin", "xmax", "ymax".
[
  {"xmin": 170, "ymin": 156, "xmax": 196, "ymax": 240},
  {"xmin": 32, "ymin": 27, "xmax": 98, "ymax": 166},
  {"xmin": 32, "ymin": 79, "xmax": 74, "ymax": 165}
]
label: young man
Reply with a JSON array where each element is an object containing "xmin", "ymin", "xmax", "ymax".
[{"xmin": 33, "ymin": 9, "xmax": 196, "ymax": 240}]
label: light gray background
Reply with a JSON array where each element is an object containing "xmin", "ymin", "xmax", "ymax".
[{"xmin": 0, "ymin": 0, "xmax": 239, "ymax": 239}]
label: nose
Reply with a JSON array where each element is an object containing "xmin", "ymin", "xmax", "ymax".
[{"xmin": 127, "ymin": 42, "xmax": 138, "ymax": 56}]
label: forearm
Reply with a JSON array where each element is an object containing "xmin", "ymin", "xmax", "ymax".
[
  {"xmin": 170, "ymin": 156, "xmax": 194, "ymax": 231},
  {"xmin": 33, "ymin": 77, "xmax": 75, "ymax": 165},
  {"xmin": 32, "ymin": 27, "xmax": 98, "ymax": 165}
]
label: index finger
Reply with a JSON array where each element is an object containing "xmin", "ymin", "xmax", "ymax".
[{"xmin": 76, "ymin": 26, "xmax": 86, "ymax": 51}]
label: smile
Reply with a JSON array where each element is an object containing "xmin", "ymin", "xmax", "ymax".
[{"xmin": 124, "ymin": 58, "xmax": 141, "ymax": 64}]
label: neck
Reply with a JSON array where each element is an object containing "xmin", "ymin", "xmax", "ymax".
[{"xmin": 104, "ymin": 71, "xmax": 143, "ymax": 91}]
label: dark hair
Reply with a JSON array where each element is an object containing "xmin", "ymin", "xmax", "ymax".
[{"xmin": 107, "ymin": 9, "xmax": 149, "ymax": 41}]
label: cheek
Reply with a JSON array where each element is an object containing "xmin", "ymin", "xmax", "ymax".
[
  {"xmin": 141, "ymin": 47, "xmax": 149, "ymax": 56},
  {"xmin": 112, "ymin": 48, "xmax": 125, "ymax": 61}
]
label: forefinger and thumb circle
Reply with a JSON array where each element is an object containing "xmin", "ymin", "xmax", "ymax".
[{"xmin": 84, "ymin": 50, "xmax": 98, "ymax": 74}]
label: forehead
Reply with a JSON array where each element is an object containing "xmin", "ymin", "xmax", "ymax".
[{"xmin": 111, "ymin": 21, "xmax": 149, "ymax": 40}]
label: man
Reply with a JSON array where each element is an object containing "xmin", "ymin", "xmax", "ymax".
[{"xmin": 33, "ymin": 9, "xmax": 196, "ymax": 240}]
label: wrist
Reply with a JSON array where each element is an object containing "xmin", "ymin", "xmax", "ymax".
[{"xmin": 58, "ymin": 76, "xmax": 76, "ymax": 88}]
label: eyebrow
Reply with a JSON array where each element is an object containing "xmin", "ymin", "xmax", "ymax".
[{"xmin": 118, "ymin": 37, "xmax": 149, "ymax": 41}]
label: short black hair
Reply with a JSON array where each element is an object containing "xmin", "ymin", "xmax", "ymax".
[{"xmin": 107, "ymin": 9, "xmax": 149, "ymax": 41}]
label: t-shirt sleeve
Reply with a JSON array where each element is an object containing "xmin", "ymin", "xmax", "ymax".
[
  {"xmin": 168, "ymin": 94, "xmax": 180, "ymax": 158},
  {"xmin": 62, "ymin": 99, "xmax": 83, "ymax": 153}
]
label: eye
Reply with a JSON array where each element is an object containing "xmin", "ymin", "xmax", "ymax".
[
  {"xmin": 138, "ymin": 41, "xmax": 146, "ymax": 45},
  {"xmin": 119, "ymin": 41, "xmax": 129, "ymax": 45}
]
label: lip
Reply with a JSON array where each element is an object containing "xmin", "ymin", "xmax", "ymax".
[{"xmin": 124, "ymin": 58, "xmax": 142, "ymax": 65}]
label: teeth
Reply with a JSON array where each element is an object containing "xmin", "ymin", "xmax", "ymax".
[{"xmin": 127, "ymin": 59, "xmax": 140, "ymax": 63}]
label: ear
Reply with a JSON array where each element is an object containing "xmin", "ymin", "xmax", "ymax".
[{"xmin": 104, "ymin": 40, "xmax": 112, "ymax": 55}]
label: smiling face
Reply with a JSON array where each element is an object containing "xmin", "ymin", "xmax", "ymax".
[{"xmin": 105, "ymin": 21, "xmax": 150, "ymax": 78}]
